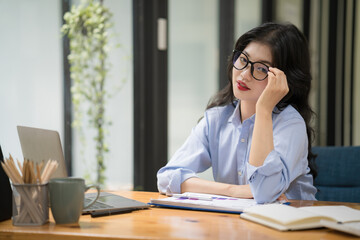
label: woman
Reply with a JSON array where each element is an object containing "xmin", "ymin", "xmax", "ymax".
[{"xmin": 157, "ymin": 22, "xmax": 317, "ymax": 203}]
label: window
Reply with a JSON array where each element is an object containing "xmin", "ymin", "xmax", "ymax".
[{"xmin": 168, "ymin": 0, "xmax": 218, "ymax": 180}]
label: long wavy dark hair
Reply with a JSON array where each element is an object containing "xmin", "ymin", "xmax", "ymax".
[{"xmin": 207, "ymin": 22, "xmax": 317, "ymax": 178}]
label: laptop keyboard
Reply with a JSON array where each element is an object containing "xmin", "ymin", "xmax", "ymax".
[
  {"xmin": 82, "ymin": 192, "xmax": 150, "ymax": 213},
  {"xmin": 84, "ymin": 198, "xmax": 112, "ymax": 210}
]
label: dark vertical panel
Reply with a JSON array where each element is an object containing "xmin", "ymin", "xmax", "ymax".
[
  {"xmin": 314, "ymin": 0, "xmax": 324, "ymax": 146},
  {"xmin": 62, "ymin": 0, "xmax": 72, "ymax": 176},
  {"xmin": 261, "ymin": 0, "xmax": 273, "ymax": 23},
  {"xmin": 349, "ymin": 0, "xmax": 357, "ymax": 145},
  {"xmin": 326, "ymin": 0, "xmax": 338, "ymax": 145},
  {"xmin": 0, "ymin": 145, "xmax": 12, "ymax": 221},
  {"xmin": 219, "ymin": 0, "xmax": 234, "ymax": 90},
  {"xmin": 133, "ymin": 0, "xmax": 168, "ymax": 191},
  {"xmin": 340, "ymin": 0, "xmax": 347, "ymax": 145},
  {"xmin": 303, "ymin": 0, "xmax": 311, "ymax": 40}
]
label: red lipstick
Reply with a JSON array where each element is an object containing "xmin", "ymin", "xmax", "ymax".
[{"xmin": 237, "ymin": 81, "xmax": 250, "ymax": 91}]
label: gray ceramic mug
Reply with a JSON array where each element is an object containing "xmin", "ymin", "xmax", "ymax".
[{"xmin": 49, "ymin": 177, "xmax": 100, "ymax": 224}]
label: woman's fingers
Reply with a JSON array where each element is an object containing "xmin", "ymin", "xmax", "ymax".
[
  {"xmin": 268, "ymin": 67, "xmax": 289, "ymax": 96},
  {"xmin": 256, "ymin": 67, "xmax": 289, "ymax": 111},
  {"xmin": 277, "ymin": 193, "xmax": 289, "ymax": 202}
]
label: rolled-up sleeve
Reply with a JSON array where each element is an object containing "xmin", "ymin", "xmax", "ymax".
[
  {"xmin": 157, "ymin": 114, "xmax": 212, "ymax": 195},
  {"xmin": 247, "ymin": 118, "xmax": 309, "ymax": 203}
]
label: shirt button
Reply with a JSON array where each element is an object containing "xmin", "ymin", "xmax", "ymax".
[
  {"xmin": 241, "ymin": 138, "xmax": 245, "ymax": 143},
  {"xmin": 238, "ymin": 171, "xmax": 242, "ymax": 176}
]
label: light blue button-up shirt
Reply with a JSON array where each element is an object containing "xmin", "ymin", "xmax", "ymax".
[{"xmin": 157, "ymin": 101, "xmax": 317, "ymax": 203}]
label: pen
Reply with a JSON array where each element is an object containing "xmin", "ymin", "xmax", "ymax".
[
  {"xmin": 90, "ymin": 208, "xmax": 135, "ymax": 218},
  {"xmin": 171, "ymin": 193, "xmax": 213, "ymax": 201}
]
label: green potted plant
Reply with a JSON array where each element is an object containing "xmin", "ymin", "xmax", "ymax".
[{"xmin": 61, "ymin": 0, "xmax": 114, "ymax": 186}]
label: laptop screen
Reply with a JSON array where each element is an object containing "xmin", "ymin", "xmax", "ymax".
[{"xmin": 17, "ymin": 126, "xmax": 68, "ymax": 179}]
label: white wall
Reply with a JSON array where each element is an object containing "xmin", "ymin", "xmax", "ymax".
[
  {"xmin": 0, "ymin": 0, "xmax": 63, "ymax": 159},
  {"xmin": 0, "ymin": 0, "xmax": 134, "ymax": 190}
]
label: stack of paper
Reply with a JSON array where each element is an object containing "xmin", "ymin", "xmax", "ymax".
[{"xmin": 150, "ymin": 192, "xmax": 258, "ymax": 214}]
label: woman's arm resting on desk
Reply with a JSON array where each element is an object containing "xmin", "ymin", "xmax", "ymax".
[
  {"xmin": 182, "ymin": 178, "xmax": 289, "ymax": 201},
  {"xmin": 181, "ymin": 177, "xmax": 253, "ymax": 199}
]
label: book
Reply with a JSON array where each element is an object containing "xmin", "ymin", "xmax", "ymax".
[
  {"xmin": 240, "ymin": 204, "xmax": 360, "ymax": 234},
  {"xmin": 149, "ymin": 192, "xmax": 259, "ymax": 214},
  {"xmin": 320, "ymin": 219, "xmax": 360, "ymax": 237}
]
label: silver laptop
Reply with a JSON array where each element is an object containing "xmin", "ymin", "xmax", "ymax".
[
  {"xmin": 17, "ymin": 125, "xmax": 149, "ymax": 216},
  {"xmin": 17, "ymin": 126, "xmax": 67, "ymax": 179}
]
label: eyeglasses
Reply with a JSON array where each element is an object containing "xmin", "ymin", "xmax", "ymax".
[{"xmin": 232, "ymin": 50, "xmax": 270, "ymax": 81}]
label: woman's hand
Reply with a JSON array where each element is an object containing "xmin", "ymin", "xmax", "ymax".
[
  {"xmin": 256, "ymin": 67, "xmax": 289, "ymax": 113},
  {"xmin": 277, "ymin": 194, "xmax": 288, "ymax": 202}
]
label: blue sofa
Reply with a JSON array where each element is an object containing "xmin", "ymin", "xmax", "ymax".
[{"xmin": 312, "ymin": 146, "xmax": 360, "ymax": 203}]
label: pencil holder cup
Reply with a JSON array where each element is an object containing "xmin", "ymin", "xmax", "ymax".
[{"xmin": 12, "ymin": 183, "xmax": 49, "ymax": 226}]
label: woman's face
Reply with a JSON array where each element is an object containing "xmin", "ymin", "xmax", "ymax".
[{"xmin": 232, "ymin": 42, "xmax": 273, "ymax": 104}]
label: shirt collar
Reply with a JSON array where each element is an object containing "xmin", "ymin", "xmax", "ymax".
[
  {"xmin": 228, "ymin": 100, "xmax": 257, "ymax": 125},
  {"xmin": 228, "ymin": 101, "xmax": 241, "ymax": 125}
]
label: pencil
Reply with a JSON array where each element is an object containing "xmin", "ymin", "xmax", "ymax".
[
  {"xmin": 36, "ymin": 163, "xmax": 41, "ymax": 183},
  {"xmin": 16, "ymin": 159, "xmax": 23, "ymax": 173},
  {"xmin": 40, "ymin": 160, "xmax": 51, "ymax": 181}
]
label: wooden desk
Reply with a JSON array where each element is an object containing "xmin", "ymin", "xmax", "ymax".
[{"xmin": 0, "ymin": 191, "xmax": 359, "ymax": 240}]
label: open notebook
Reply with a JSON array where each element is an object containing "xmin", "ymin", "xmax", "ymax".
[
  {"xmin": 17, "ymin": 126, "xmax": 149, "ymax": 216},
  {"xmin": 240, "ymin": 204, "xmax": 360, "ymax": 236}
]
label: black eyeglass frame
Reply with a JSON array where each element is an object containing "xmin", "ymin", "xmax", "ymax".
[{"xmin": 232, "ymin": 50, "xmax": 270, "ymax": 81}]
